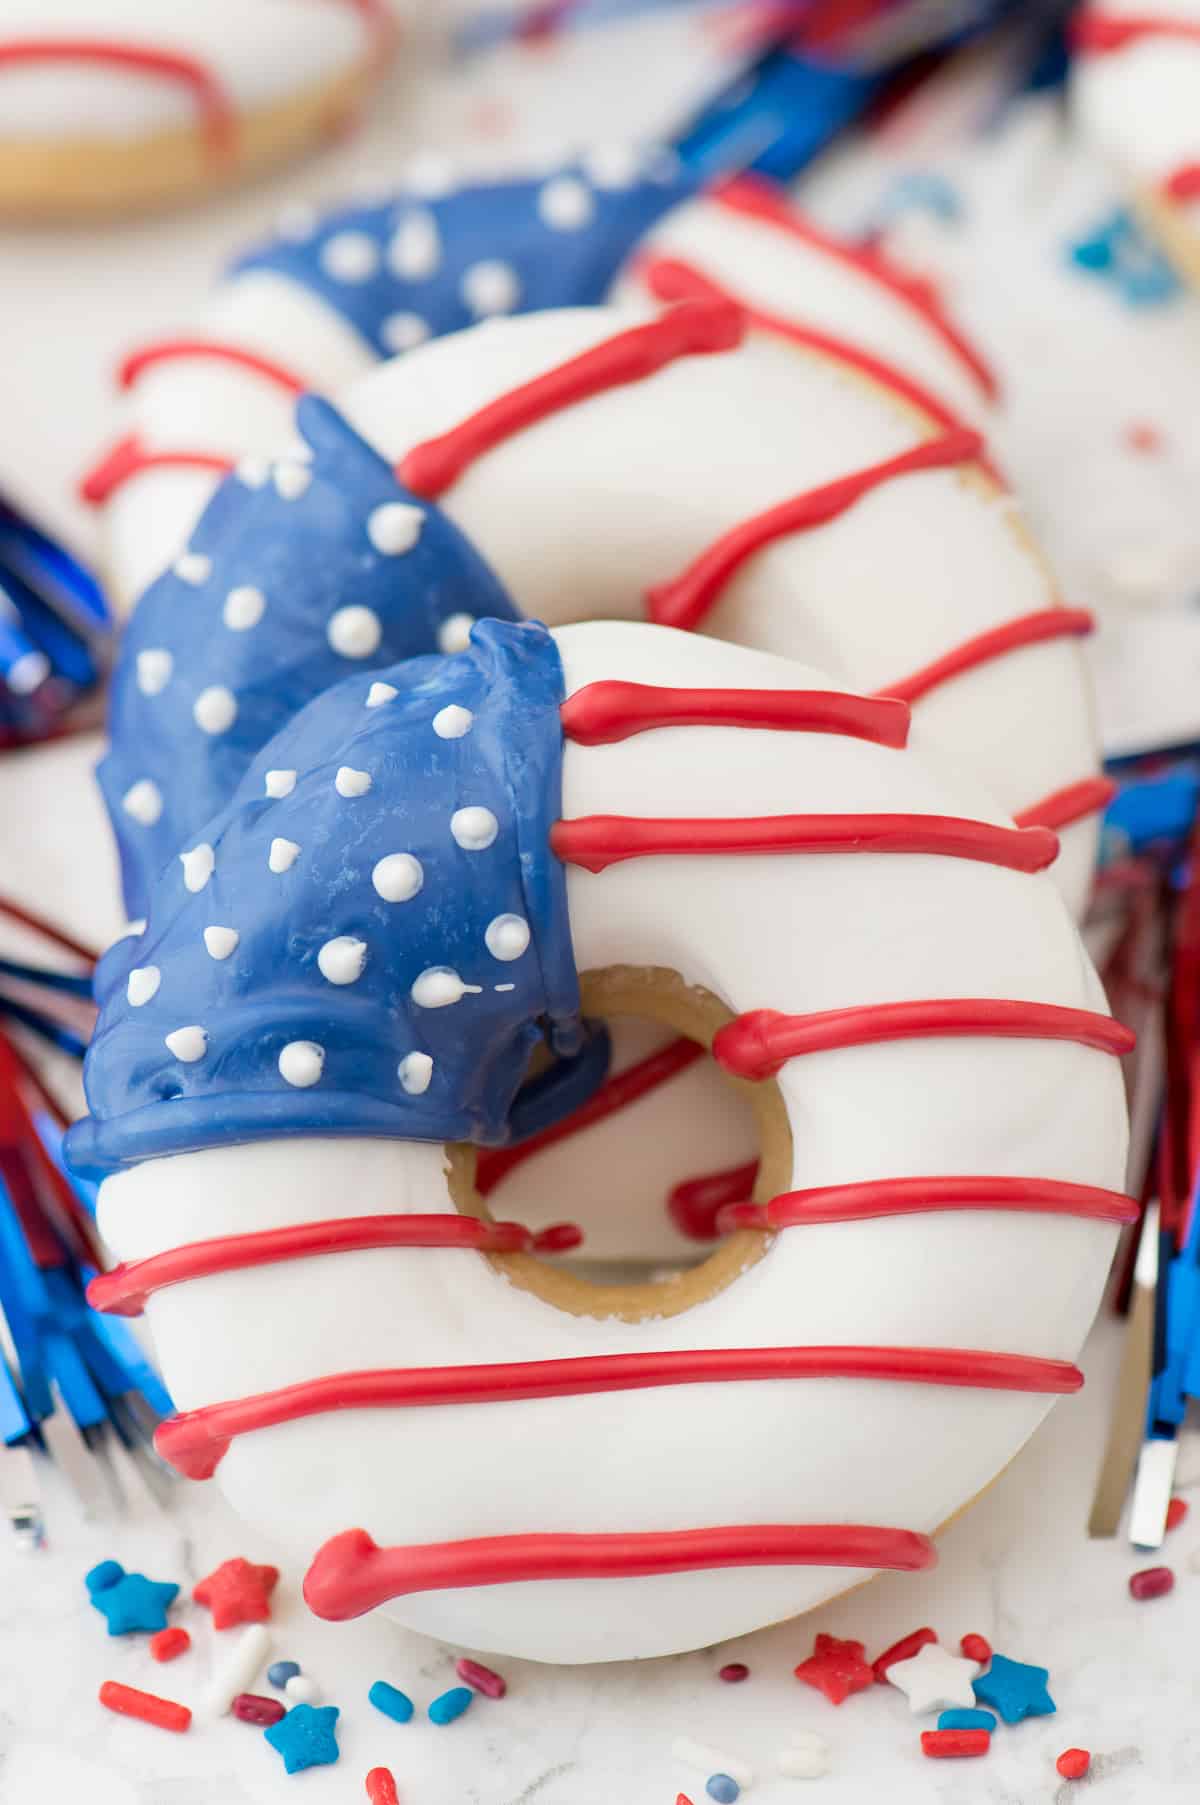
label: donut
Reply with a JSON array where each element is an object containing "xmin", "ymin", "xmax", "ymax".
[
  {"xmin": 1072, "ymin": 4, "xmax": 1200, "ymax": 287},
  {"xmin": 0, "ymin": 0, "xmax": 394, "ymax": 219},
  {"xmin": 71, "ymin": 614, "xmax": 1133, "ymax": 1663}
]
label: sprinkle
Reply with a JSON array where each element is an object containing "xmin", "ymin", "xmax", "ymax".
[
  {"xmin": 164, "ymin": 1026, "xmax": 207, "ymax": 1063},
  {"xmin": 179, "ymin": 842, "xmax": 215, "ymax": 892},
  {"xmin": 122, "ymin": 779, "xmax": 163, "ymax": 825},
  {"xmin": 461, "ymin": 259, "xmax": 520, "ymax": 318},
  {"xmin": 232, "ymin": 1693, "xmax": 285, "ymax": 1727},
  {"xmin": 286, "ymin": 1673, "xmax": 321, "ymax": 1705},
  {"xmin": 705, "ymin": 1779, "xmax": 738, "ymax": 1805},
  {"xmin": 136, "ymin": 648, "xmax": 173, "ymax": 695},
  {"xmin": 373, "ymin": 852, "xmax": 423, "ymax": 901},
  {"xmin": 973, "ymin": 1654, "xmax": 1055, "ymax": 1723},
  {"xmin": 920, "ymin": 1729, "xmax": 989, "ymax": 1759},
  {"xmin": 398, "ymin": 1051, "xmax": 433, "ymax": 1094},
  {"xmin": 203, "ymin": 1624, "xmax": 272, "ymax": 1719},
  {"xmin": 367, "ymin": 1769, "xmax": 401, "ymax": 1805},
  {"xmin": 437, "ymin": 612, "xmax": 475, "ymax": 654},
  {"xmin": 937, "ymin": 1708, "xmax": 995, "ymax": 1731},
  {"xmin": 433, "ymin": 704, "xmax": 473, "ymax": 739},
  {"xmin": 959, "ymin": 1633, "xmax": 991, "ymax": 1664},
  {"xmin": 887, "ymin": 1642, "xmax": 979, "ymax": 1714},
  {"xmin": 451, "ymin": 805, "xmax": 498, "ymax": 850},
  {"xmin": 381, "ymin": 311, "xmax": 431, "ymax": 352},
  {"xmin": 174, "ymin": 552, "xmax": 211, "ymax": 586},
  {"xmin": 100, "ymin": 1681, "xmax": 191, "ymax": 1733},
  {"xmin": 456, "ymin": 1657, "xmax": 506, "ymax": 1698},
  {"xmin": 223, "ymin": 585, "xmax": 266, "ymax": 630},
  {"xmin": 369, "ymin": 1679, "xmax": 415, "ymax": 1723},
  {"xmin": 1125, "ymin": 422, "xmax": 1164, "ymax": 454},
  {"xmin": 1166, "ymin": 1496, "xmax": 1189, "ymax": 1532},
  {"xmin": 268, "ymin": 1661, "xmax": 300, "ymax": 1689},
  {"xmin": 87, "ymin": 1564, "xmax": 179, "ymax": 1634},
  {"xmin": 412, "ymin": 967, "xmax": 478, "ymax": 1009},
  {"xmin": 264, "ymin": 1702, "xmax": 340, "ymax": 1773},
  {"xmin": 150, "ymin": 1627, "xmax": 191, "ymax": 1663},
  {"xmin": 193, "ymin": 685, "xmax": 238, "ymax": 735},
  {"xmin": 279, "ymin": 1041, "xmax": 324, "ymax": 1088},
  {"xmin": 336, "ymin": 766, "xmax": 372, "ymax": 797},
  {"xmin": 672, "ymin": 1741, "xmax": 754, "ymax": 1789},
  {"xmin": 428, "ymin": 1686, "xmax": 473, "ymax": 1725},
  {"xmin": 388, "ymin": 209, "xmax": 441, "ymax": 279},
  {"xmin": 194, "ymin": 1557, "xmax": 279, "ymax": 1629},
  {"xmin": 273, "ymin": 461, "xmax": 312, "ymax": 501},
  {"xmin": 717, "ymin": 1664, "xmax": 749, "ymax": 1684},
  {"xmin": 368, "ymin": 502, "xmax": 424, "ymax": 555},
  {"xmin": 318, "ymin": 936, "xmax": 368, "ymax": 985},
  {"xmin": 265, "ymin": 769, "xmax": 297, "ymax": 798},
  {"xmin": 269, "ymin": 837, "xmax": 301, "ymax": 873},
  {"xmin": 873, "ymin": 1626, "xmax": 937, "ymax": 1682},
  {"xmin": 485, "ymin": 913, "xmax": 530, "ymax": 961},
  {"xmin": 85, "ymin": 1560, "xmax": 123, "ymax": 1593},
  {"xmin": 777, "ymin": 1735, "xmax": 829, "ymax": 1779},
  {"xmin": 367, "ymin": 682, "xmax": 398, "ymax": 708},
  {"xmin": 1057, "ymin": 1748, "xmax": 1091, "ymax": 1780},
  {"xmin": 126, "ymin": 966, "xmax": 161, "ymax": 1007},
  {"xmin": 539, "ymin": 175, "xmax": 594, "ymax": 230},
  {"xmin": 322, "ymin": 230, "xmax": 381, "ymax": 282},
  {"xmin": 1129, "ymin": 1565, "xmax": 1174, "ymax": 1600},
  {"xmin": 794, "ymin": 1633, "xmax": 874, "ymax": 1706}
]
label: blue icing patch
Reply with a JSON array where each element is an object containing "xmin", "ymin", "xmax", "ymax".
[
  {"xmin": 231, "ymin": 154, "xmax": 700, "ymax": 358},
  {"xmin": 68, "ymin": 619, "xmax": 581, "ymax": 1178},
  {"xmin": 100, "ymin": 397, "xmax": 520, "ymax": 922},
  {"xmin": 1067, "ymin": 207, "xmax": 1182, "ymax": 307}
]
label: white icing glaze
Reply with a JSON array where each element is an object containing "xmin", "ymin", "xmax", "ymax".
[
  {"xmin": 96, "ymin": 622, "xmax": 1128, "ymax": 1664},
  {"xmin": 1073, "ymin": 1, "xmax": 1200, "ymax": 193}
]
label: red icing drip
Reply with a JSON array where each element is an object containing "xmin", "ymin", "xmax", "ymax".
[
  {"xmin": 0, "ymin": 40, "xmax": 236, "ymax": 153},
  {"xmin": 1165, "ymin": 164, "xmax": 1200, "ymax": 202},
  {"xmin": 560, "ymin": 681, "xmax": 910, "ymax": 749},
  {"xmin": 668, "ymin": 1159, "xmax": 760, "ymax": 1240},
  {"xmin": 550, "ymin": 811, "xmax": 1058, "ymax": 876},
  {"xmin": 155, "ymin": 1345, "xmax": 1082, "ymax": 1482},
  {"xmin": 714, "ymin": 1000, "xmax": 1135, "ymax": 1081},
  {"xmin": 87, "ymin": 1214, "xmax": 539, "ymax": 1318},
  {"xmin": 397, "ymin": 300, "xmax": 745, "ymax": 500},
  {"xmin": 304, "ymin": 1521, "xmax": 936, "ymax": 1617},
  {"xmin": 475, "ymin": 1035, "xmax": 704, "ymax": 1196},
  {"xmin": 1072, "ymin": 12, "xmax": 1200, "ymax": 53},
  {"xmin": 1013, "ymin": 776, "xmax": 1118, "ymax": 834},
  {"xmin": 710, "ymin": 173, "xmax": 999, "ymax": 401},
  {"xmin": 644, "ymin": 426, "xmax": 985, "ymax": 633},
  {"xmin": 718, "ymin": 1174, "xmax": 1139, "ymax": 1234},
  {"xmin": 875, "ymin": 607, "xmax": 1095, "ymax": 705},
  {"xmin": 119, "ymin": 339, "xmax": 307, "ymax": 396},
  {"xmin": 79, "ymin": 434, "xmax": 233, "ymax": 506}
]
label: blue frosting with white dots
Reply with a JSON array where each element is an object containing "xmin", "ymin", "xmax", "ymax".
[{"xmin": 69, "ymin": 618, "xmax": 582, "ymax": 1178}]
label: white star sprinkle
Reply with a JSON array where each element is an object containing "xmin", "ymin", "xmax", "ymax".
[
  {"xmin": 372, "ymin": 853, "xmax": 423, "ymax": 902},
  {"xmin": 451, "ymin": 806, "xmax": 498, "ymax": 851},
  {"xmin": 327, "ymin": 605, "xmax": 383, "ymax": 659},
  {"xmin": 279, "ymin": 1040, "xmax": 324, "ymax": 1087},
  {"xmin": 122, "ymin": 779, "xmax": 163, "ymax": 826},
  {"xmin": 366, "ymin": 682, "xmax": 398, "ymax": 708},
  {"xmin": 432, "ymin": 704, "xmax": 473, "ymax": 739},
  {"xmin": 179, "ymin": 843, "xmax": 215, "ymax": 893},
  {"xmin": 268, "ymin": 837, "xmax": 301, "ymax": 873},
  {"xmin": 136, "ymin": 648, "xmax": 173, "ymax": 696},
  {"xmin": 165, "ymin": 1025, "xmax": 207, "ymax": 1063},
  {"xmin": 203, "ymin": 926, "xmax": 239, "ymax": 961},
  {"xmin": 367, "ymin": 502, "xmax": 424, "ymax": 555},
  {"xmin": 223, "ymin": 585, "xmax": 266, "ymax": 630},
  {"xmin": 317, "ymin": 936, "xmax": 368, "ymax": 986},
  {"xmin": 886, "ymin": 1644, "xmax": 979, "ymax": 1715},
  {"xmin": 126, "ymin": 966, "xmax": 161, "ymax": 1007},
  {"xmin": 193, "ymin": 685, "xmax": 238, "ymax": 735},
  {"xmin": 335, "ymin": 766, "xmax": 372, "ymax": 798},
  {"xmin": 398, "ymin": 1051, "xmax": 433, "ymax": 1095},
  {"xmin": 264, "ymin": 769, "xmax": 297, "ymax": 799}
]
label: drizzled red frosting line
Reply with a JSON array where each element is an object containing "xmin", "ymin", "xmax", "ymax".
[
  {"xmin": 560, "ymin": 682, "xmax": 910, "ymax": 748},
  {"xmin": 550, "ymin": 812, "xmax": 1058, "ymax": 876},
  {"xmin": 304, "ymin": 1522, "xmax": 937, "ymax": 1618},
  {"xmin": 155, "ymin": 1345, "xmax": 1082, "ymax": 1481},
  {"xmin": 1072, "ymin": 12, "xmax": 1200, "ymax": 53},
  {"xmin": 398, "ymin": 300, "xmax": 745, "ymax": 501},
  {"xmin": 875, "ymin": 607, "xmax": 1095, "ymax": 705},
  {"xmin": 644, "ymin": 428, "xmax": 984, "ymax": 633},
  {"xmin": 79, "ymin": 434, "xmax": 234, "ymax": 506},
  {"xmin": 714, "ymin": 1000, "xmax": 1136, "ymax": 1081},
  {"xmin": 118, "ymin": 339, "xmax": 308, "ymax": 395},
  {"xmin": 1014, "ymin": 777, "xmax": 1118, "ymax": 834},
  {"xmin": 0, "ymin": 40, "xmax": 237, "ymax": 153},
  {"xmin": 718, "ymin": 1175, "xmax": 1139, "ymax": 1234}
]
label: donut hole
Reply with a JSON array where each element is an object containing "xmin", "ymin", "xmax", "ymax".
[{"xmin": 445, "ymin": 967, "xmax": 791, "ymax": 1323}]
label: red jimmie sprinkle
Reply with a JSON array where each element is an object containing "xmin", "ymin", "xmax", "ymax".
[
  {"xmin": 718, "ymin": 1662, "xmax": 750, "ymax": 1683},
  {"xmin": 872, "ymin": 1626, "xmax": 936, "ymax": 1682},
  {"xmin": 456, "ymin": 1657, "xmax": 507, "ymax": 1698},
  {"xmin": 920, "ymin": 1729, "xmax": 990, "ymax": 1759},
  {"xmin": 149, "ymin": 1626, "xmax": 191, "ymax": 1663},
  {"xmin": 1166, "ymin": 1496, "xmax": 1190, "ymax": 1533},
  {"xmin": 233, "ymin": 1693, "xmax": 285, "ymax": 1726},
  {"xmin": 366, "ymin": 1771, "xmax": 400, "ymax": 1805},
  {"xmin": 99, "ymin": 1680, "xmax": 191, "ymax": 1733},
  {"xmin": 960, "ymin": 1633, "xmax": 992, "ymax": 1665},
  {"xmin": 677, "ymin": 1796, "xmax": 696, "ymax": 1805},
  {"xmin": 1056, "ymin": 1748, "xmax": 1091, "ymax": 1780},
  {"xmin": 1129, "ymin": 1565, "xmax": 1175, "ymax": 1600}
]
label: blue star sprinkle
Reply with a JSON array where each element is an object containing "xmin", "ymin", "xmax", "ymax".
[
  {"xmin": 264, "ymin": 1702, "xmax": 341, "ymax": 1774},
  {"xmin": 972, "ymin": 1653, "xmax": 1056, "ymax": 1724},
  {"xmin": 85, "ymin": 1560, "xmax": 179, "ymax": 1635}
]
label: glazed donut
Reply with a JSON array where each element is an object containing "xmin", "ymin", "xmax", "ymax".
[
  {"xmin": 1072, "ymin": 4, "xmax": 1200, "ymax": 286},
  {"xmin": 0, "ymin": 0, "xmax": 393, "ymax": 219},
  {"xmin": 72, "ymin": 615, "xmax": 1133, "ymax": 1663}
]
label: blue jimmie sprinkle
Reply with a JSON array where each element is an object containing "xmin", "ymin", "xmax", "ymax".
[
  {"xmin": 706, "ymin": 1777, "xmax": 739, "ymax": 1804},
  {"xmin": 369, "ymin": 1680, "xmax": 414, "ymax": 1724},
  {"xmin": 267, "ymin": 1660, "xmax": 301, "ymax": 1690},
  {"xmin": 428, "ymin": 1686, "xmax": 473, "ymax": 1726},
  {"xmin": 937, "ymin": 1707, "xmax": 996, "ymax": 1731}
]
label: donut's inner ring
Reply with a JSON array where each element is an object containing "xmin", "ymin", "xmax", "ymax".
[{"xmin": 445, "ymin": 966, "xmax": 791, "ymax": 1324}]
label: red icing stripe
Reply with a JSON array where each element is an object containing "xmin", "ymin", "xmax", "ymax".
[
  {"xmin": 119, "ymin": 339, "xmax": 307, "ymax": 396},
  {"xmin": 644, "ymin": 427, "xmax": 984, "ymax": 633},
  {"xmin": 1013, "ymin": 776, "xmax": 1118, "ymax": 834},
  {"xmin": 397, "ymin": 300, "xmax": 745, "ymax": 500},
  {"xmin": 156, "ymin": 1345, "xmax": 1081, "ymax": 1480},
  {"xmin": 0, "ymin": 40, "xmax": 236, "ymax": 153},
  {"xmin": 668, "ymin": 1160, "xmax": 760, "ymax": 1240},
  {"xmin": 560, "ymin": 682, "xmax": 910, "ymax": 748},
  {"xmin": 719, "ymin": 1175, "xmax": 1139, "ymax": 1233},
  {"xmin": 304, "ymin": 1522, "xmax": 936, "ymax": 1617},
  {"xmin": 874, "ymin": 607, "xmax": 1095, "ymax": 705},
  {"xmin": 1165, "ymin": 165, "xmax": 1200, "ymax": 202},
  {"xmin": 550, "ymin": 812, "xmax": 1058, "ymax": 876},
  {"xmin": 79, "ymin": 434, "xmax": 233, "ymax": 506},
  {"xmin": 87, "ymin": 1215, "xmax": 539, "ymax": 1319},
  {"xmin": 714, "ymin": 999, "xmax": 1135, "ymax": 1081},
  {"xmin": 1072, "ymin": 12, "xmax": 1200, "ymax": 53},
  {"xmin": 710, "ymin": 174, "xmax": 999, "ymax": 401}
]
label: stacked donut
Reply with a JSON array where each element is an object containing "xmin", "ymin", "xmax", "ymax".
[{"xmin": 69, "ymin": 158, "xmax": 1134, "ymax": 1662}]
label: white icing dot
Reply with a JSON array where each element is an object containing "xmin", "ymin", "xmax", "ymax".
[
  {"xmin": 582, "ymin": 142, "xmax": 640, "ymax": 188},
  {"xmin": 174, "ymin": 552, "xmax": 211, "ymax": 586},
  {"xmin": 193, "ymin": 685, "xmax": 238, "ymax": 735},
  {"xmin": 335, "ymin": 766, "xmax": 372, "ymax": 798},
  {"xmin": 398, "ymin": 1051, "xmax": 433, "ymax": 1095},
  {"xmin": 321, "ymin": 230, "xmax": 381, "ymax": 283},
  {"xmin": 327, "ymin": 605, "xmax": 383, "ymax": 659},
  {"xmin": 278, "ymin": 1040, "xmax": 324, "ymax": 1087},
  {"xmin": 276, "ymin": 202, "xmax": 317, "ymax": 240},
  {"xmin": 165, "ymin": 1025, "xmax": 207, "ymax": 1063},
  {"xmin": 269, "ymin": 837, "xmax": 301, "ymax": 873},
  {"xmin": 404, "ymin": 152, "xmax": 456, "ymax": 197},
  {"xmin": 387, "ymin": 209, "xmax": 441, "ymax": 279},
  {"xmin": 437, "ymin": 612, "xmax": 475, "ymax": 654},
  {"xmin": 236, "ymin": 457, "xmax": 270, "ymax": 489},
  {"xmin": 8, "ymin": 651, "xmax": 49, "ymax": 695},
  {"xmin": 381, "ymin": 311, "xmax": 431, "ymax": 353},
  {"xmin": 461, "ymin": 259, "xmax": 521, "ymax": 318},
  {"xmin": 223, "ymin": 585, "xmax": 266, "ymax": 630},
  {"xmin": 432, "ymin": 704, "xmax": 473, "ymax": 739},
  {"xmin": 366, "ymin": 682, "xmax": 397, "ymax": 708},
  {"xmin": 451, "ymin": 806, "xmax": 499, "ymax": 851},
  {"xmin": 317, "ymin": 935, "xmax": 368, "ymax": 985},
  {"xmin": 539, "ymin": 175, "xmax": 594, "ymax": 230},
  {"xmin": 203, "ymin": 926, "xmax": 239, "ymax": 961},
  {"xmin": 122, "ymin": 779, "xmax": 163, "ymax": 826},
  {"xmin": 273, "ymin": 462, "xmax": 312, "ymax": 501},
  {"xmin": 136, "ymin": 648, "xmax": 173, "ymax": 696},
  {"xmin": 179, "ymin": 843, "xmax": 215, "ymax": 893},
  {"xmin": 372, "ymin": 852, "xmax": 423, "ymax": 902},
  {"xmin": 120, "ymin": 919, "xmax": 146, "ymax": 941},
  {"xmin": 411, "ymin": 966, "xmax": 472, "ymax": 1009},
  {"xmin": 368, "ymin": 502, "xmax": 424, "ymax": 555},
  {"xmin": 126, "ymin": 966, "xmax": 161, "ymax": 1007},
  {"xmin": 485, "ymin": 912, "xmax": 530, "ymax": 961},
  {"xmin": 264, "ymin": 769, "xmax": 297, "ymax": 798}
]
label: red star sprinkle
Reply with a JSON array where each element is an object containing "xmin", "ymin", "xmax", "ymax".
[
  {"xmin": 193, "ymin": 1557, "xmax": 280, "ymax": 1629},
  {"xmin": 794, "ymin": 1633, "xmax": 875, "ymax": 1705}
]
